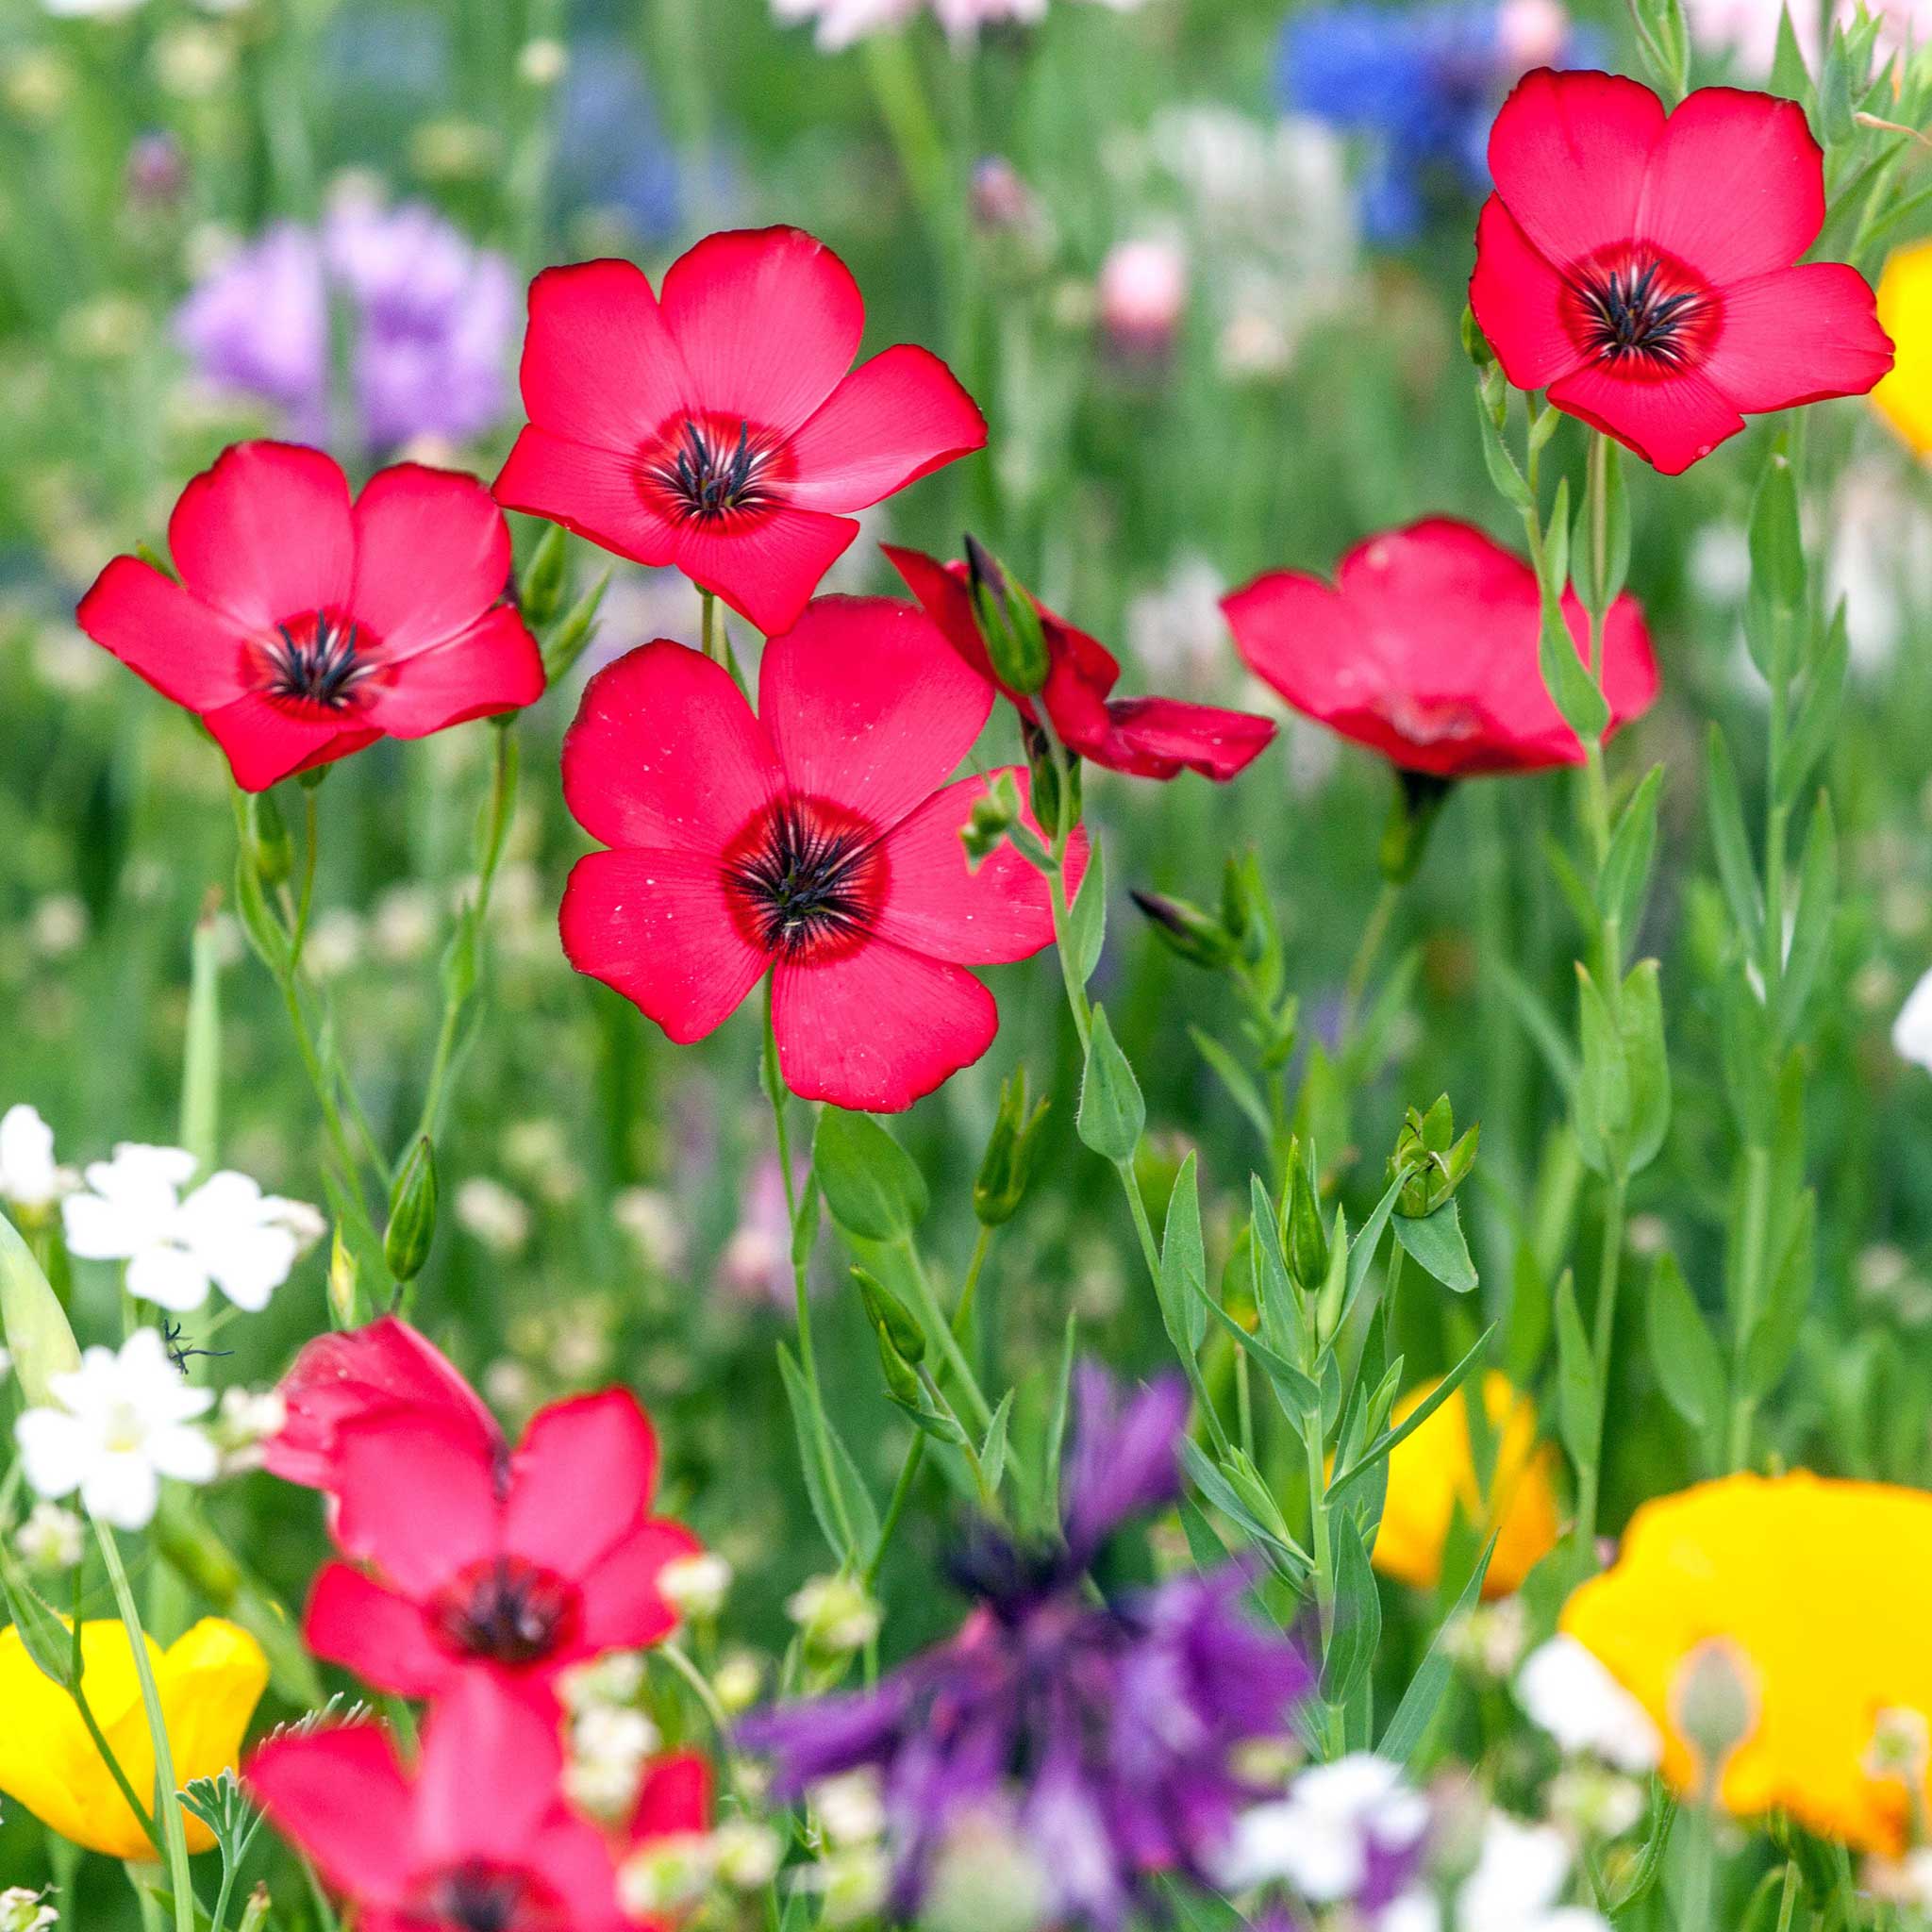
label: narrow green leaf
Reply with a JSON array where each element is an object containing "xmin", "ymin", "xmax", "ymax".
[
  {"xmin": 1187, "ymin": 1026, "xmax": 1274, "ymax": 1146},
  {"xmin": 1775, "ymin": 793, "xmax": 1838, "ymax": 1044},
  {"xmin": 1326, "ymin": 1323, "xmax": 1494, "ymax": 1506},
  {"xmin": 1322, "ymin": 1515, "xmax": 1383, "ymax": 1707},
  {"xmin": 1597, "ymin": 764, "xmax": 1664, "ymax": 940},
  {"xmin": 1378, "ymin": 1532, "xmax": 1498, "ymax": 1765},
  {"xmin": 1392, "ymin": 1198, "xmax": 1478, "ymax": 1294},
  {"xmin": 980, "ymin": 1391, "xmax": 1014, "ymax": 1496},
  {"xmin": 1076, "ymin": 1006, "xmax": 1145, "ymax": 1163},
  {"xmin": 1067, "ymin": 837, "xmax": 1108, "ymax": 986},
  {"xmin": 1646, "ymin": 1252, "xmax": 1725, "ymax": 1438},
  {"xmin": 1706, "ymin": 727, "xmax": 1763, "ymax": 953},
  {"xmin": 1158, "ymin": 1153, "xmax": 1208, "ymax": 1358}
]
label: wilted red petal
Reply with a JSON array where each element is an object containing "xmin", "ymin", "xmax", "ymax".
[
  {"xmin": 562, "ymin": 641, "xmax": 783, "ymax": 856},
  {"xmin": 504, "ymin": 1391, "xmax": 662, "ymax": 1575},
  {"xmin": 658, "ymin": 226, "xmax": 864, "ymax": 435},
  {"xmin": 1701, "ymin": 261, "xmax": 1894, "ymax": 413},
  {"xmin": 1088, "ymin": 696, "xmax": 1276, "ymax": 782},
  {"xmin": 559, "ymin": 848, "xmax": 769, "ymax": 1043},
  {"xmin": 167, "ymin": 441, "xmax": 355, "ymax": 633},
  {"xmin": 1641, "ymin": 86, "xmax": 1823, "ymax": 285},
  {"xmin": 880, "ymin": 542, "xmax": 1005, "ymax": 691},
  {"xmin": 773, "ymin": 941, "xmax": 999, "ymax": 1111},
  {"xmin": 350, "ymin": 463, "xmax": 512, "ymax": 658},
  {"xmin": 786, "ymin": 345, "xmax": 988, "ymax": 512},
  {"xmin": 1488, "ymin": 68, "xmax": 1664, "ymax": 269},
  {"xmin": 75, "ymin": 558, "xmax": 256, "ymax": 713},
  {"xmin": 760, "ymin": 597, "xmax": 992, "ymax": 833}
]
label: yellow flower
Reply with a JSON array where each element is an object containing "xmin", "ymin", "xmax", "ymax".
[
  {"xmin": 1371, "ymin": 1371, "xmax": 1559, "ymax": 1598},
  {"xmin": 1562, "ymin": 1472, "xmax": 1932, "ymax": 1853},
  {"xmin": 1873, "ymin": 241, "xmax": 1932, "ymax": 454},
  {"xmin": 0, "ymin": 1617, "xmax": 268, "ymax": 1861}
]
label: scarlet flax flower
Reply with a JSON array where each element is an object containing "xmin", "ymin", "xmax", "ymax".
[
  {"xmin": 77, "ymin": 442, "xmax": 544, "ymax": 791},
  {"xmin": 493, "ymin": 226, "xmax": 987, "ymax": 637},
  {"xmin": 1469, "ymin": 68, "xmax": 1893, "ymax": 473},
  {"xmin": 263, "ymin": 1315, "xmax": 498, "ymax": 1493},
  {"xmin": 299, "ymin": 1388, "xmax": 698, "ymax": 1706},
  {"xmin": 558, "ymin": 599, "xmax": 1078, "ymax": 1113},
  {"xmin": 885, "ymin": 545, "xmax": 1277, "ymax": 782},
  {"xmin": 248, "ymin": 1677, "xmax": 710, "ymax": 1932},
  {"xmin": 1223, "ymin": 517, "xmax": 1657, "ymax": 775}
]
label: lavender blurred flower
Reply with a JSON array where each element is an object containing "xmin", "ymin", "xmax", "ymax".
[
  {"xmin": 175, "ymin": 192, "xmax": 516, "ymax": 453},
  {"xmin": 742, "ymin": 1364, "xmax": 1311, "ymax": 1928},
  {"xmin": 1277, "ymin": 0, "xmax": 1590, "ymax": 244},
  {"xmin": 551, "ymin": 38, "xmax": 684, "ymax": 244}
]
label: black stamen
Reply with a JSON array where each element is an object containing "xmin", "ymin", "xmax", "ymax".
[
  {"xmin": 415, "ymin": 1862, "xmax": 552, "ymax": 1932},
  {"xmin": 262, "ymin": 614, "xmax": 369, "ymax": 708},
  {"xmin": 725, "ymin": 804, "xmax": 875, "ymax": 958},
  {"xmin": 649, "ymin": 417, "xmax": 774, "ymax": 523},
  {"xmin": 431, "ymin": 1557, "xmax": 578, "ymax": 1668},
  {"xmin": 1575, "ymin": 258, "xmax": 1707, "ymax": 371}
]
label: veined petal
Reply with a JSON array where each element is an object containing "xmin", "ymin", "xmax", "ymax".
[
  {"xmin": 515, "ymin": 258, "xmax": 692, "ymax": 448},
  {"xmin": 785, "ymin": 345, "xmax": 988, "ymax": 511},
  {"xmin": 1701, "ymin": 261, "xmax": 1893, "ymax": 413},
  {"xmin": 329, "ymin": 1411, "xmax": 500, "ymax": 1594},
  {"xmin": 1469, "ymin": 196, "xmax": 1586, "ymax": 392},
  {"xmin": 492, "ymin": 426, "xmax": 680, "ymax": 570},
  {"xmin": 359, "ymin": 607, "xmax": 545, "ymax": 739},
  {"xmin": 1549, "ymin": 356, "xmax": 1745, "ymax": 475},
  {"xmin": 75, "ymin": 558, "xmax": 257, "ymax": 713},
  {"xmin": 504, "ymin": 1390, "xmax": 662, "ymax": 1576},
  {"xmin": 671, "ymin": 504, "xmax": 859, "ymax": 639},
  {"xmin": 350, "ymin": 464, "xmax": 513, "ymax": 658},
  {"xmin": 199, "ymin": 693, "xmax": 379, "ymax": 793}
]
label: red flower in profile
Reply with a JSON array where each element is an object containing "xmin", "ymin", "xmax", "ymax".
[
  {"xmin": 559, "ymin": 600, "xmax": 1079, "ymax": 1114},
  {"xmin": 264, "ymin": 1316, "xmax": 499, "ymax": 1493},
  {"xmin": 302, "ymin": 1389, "xmax": 698, "ymax": 1706},
  {"xmin": 77, "ymin": 442, "xmax": 544, "ymax": 791},
  {"xmin": 1469, "ymin": 69, "xmax": 1893, "ymax": 474},
  {"xmin": 1223, "ymin": 518, "xmax": 1657, "ymax": 775},
  {"xmin": 884, "ymin": 545, "xmax": 1276, "ymax": 782},
  {"xmin": 248, "ymin": 1678, "xmax": 710, "ymax": 1932},
  {"xmin": 493, "ymin": 227, "xmax": 987, "ymax": 638}
]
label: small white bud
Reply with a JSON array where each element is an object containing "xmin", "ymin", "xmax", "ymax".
[
  {"xmin": 659, "ymin": 1551, "xmax": 732, "ymax": 1624},
  {"xmin": 710, "ymin": 1820, "xmax": 782, "ymax": 1890}
]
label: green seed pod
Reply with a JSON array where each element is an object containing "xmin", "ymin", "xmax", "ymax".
[
  {"xmin": 1129, "ymin": 889, "xmax": 1235, "ymax": 971},
  {"xmin": 853, "ymin": 1266, "xmax": 926, "ymax": 1365},
  {"xmin": 974, "ymin": 1070, "xmax": 1051, "ymax": 1226},
  {"xmin": 383, "ymin": 1137, "xmax": 440, "ymax": 1284},
  {"xmin": 965, "ymin": 534, "xmax": 1050, "ymax": 695}
]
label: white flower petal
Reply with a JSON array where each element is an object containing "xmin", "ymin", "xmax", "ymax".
[
  {"xmin": 1893, "ymin": 969, "xmax": 1932, "ymax": 1074},
  {"xmin": 145, "ymin": 1423, "xmax": 218, "ymax": 1486},
  {"xmin": 60, "ymin": 1191, "xmax": 142, "ymax": 1260},
  {"xmin": 126, "ymin": 1244, "xmax": 213, "ymax": 1312},
  {"xmin": 15, "ymin": 1408, "xmax": 90, "ymax": 1500},
  {"xmin": 1517, "ymin": 1638, "xmax": 1663, "ymax": 1774},
  {"xmin": 201, "ymin": 1225, "xmax": 298, "ymax": 1312},
  {"xmin": 83, "ymin": 1453, "xmax": 160, "ymax": 1531}
]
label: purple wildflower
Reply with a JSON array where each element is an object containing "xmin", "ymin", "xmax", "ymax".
[
  {"xmin": 175, "ymin": 196, "xmax": 515, "ymax": 454},
  {"xmin": 741, "ymin": 1364, "xmax": 1312, "ymax": 1928}
]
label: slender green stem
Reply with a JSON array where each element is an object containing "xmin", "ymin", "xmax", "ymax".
[
  {"xmin": 93, "ymin": 1519, "xmax": 198, "ymax": 1932},
  {"xmin": 865, "ymin": 1436, "xmax": 929, "ymax": 1591},
  {"xmin": 1681, "ymin": 1782, "xmax": 1719, "ymax": 1932},
  {"xmin": 1341, "ymin": 879, "xmax": 1400, "ymax": 1041},
  {"xmin": 1726, "ymin": 1143, "xmax": 1774, "ymax": 1470},
  {"xmin": 895, "ymin": 1237, "xmax": 994, "ymax": 1435},
  {"xmin": 1774, "ymin": 1859, "xmax": 1800, "ymax": 1932},
  {"xmin": 700, "ymin": 587, "xmax": 725, "ymax": 665},
  {"xmin": 1574, "ymin": 1174, "xmax": 1628, "ymax": 1566}
]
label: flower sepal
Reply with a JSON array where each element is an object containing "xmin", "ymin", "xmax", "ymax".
[{"xmin": 964, "ymin": 535, "xmax": 1050, "ymax": 696}]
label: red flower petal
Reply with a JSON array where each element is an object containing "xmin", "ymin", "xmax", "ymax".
[
  {"xmin": 671, "ymin": 504, "xmax": 860, "ymax": 638},
  {"xmin": 1088, "ymin": 696, "xmax": 1277, "ymax": 782},
  {"xmin": 1640, "ymin": 86, "xmax": 1823, "ymax": 285},
  {"xmin": 504, "ymin": 1391, "xmax": 661, "ymax": 1577},
  {"xmin": 658, "ymin": 226, "xmax": 864, "ymax": 435},
  {"xmin": 329, "ymin": 1412, "xmax": 499, "ymax": 1594},
  {"xmin": 168, "ymin": 441, "xmax": 355, "ymax": 633},
  {"xmin": 413, "ymin": 1677, "xmax": 567, "ymax": 1864},
  {"xmin": 200, "ymin": 691, "xmax": 380, "ymax": 794},
  {"xmin": 75, "ymin": 557, "xmax": 256, "ymax": 712},
  {"xmin": 360, "ymin": 608, "xmax": 545, "ymax": 739},
  {"xmin": 302, "ymin": 1562, "xmax": 453, "ymax": 1701},
  {"xmin": 246, "ymin": 1722, "xmax": 417, "ymax": 1904},
  {"xmin": 773, "ymin": 941, "xmax": 998, "ymax": 1111},
  {"xmin": 1488, "ymin": 68, "xmax": 1664, "ymax": 270},
  {"xmin": 1548, "ymin": 356, "xmax": 1745, "ymax": 475},
  {"xmin": 1701, "ymin": 261, "xmax": 1894, "ymax": 412},
  {"xmin": 575, "ymin": 1519, "xmax": 706, "ymax": 1655},
  {"xmin": 514, "ymin": 258, "xmax": 691, "ymax": 449},
  {"xmin": 562, "ymin": 641, "xmax": 782, "ymax": 856},
  {"xmin": 266, "ymin": 1316, "xmax": 499, "ymax": 1491},
  {"xmin": 760, "ymin": 597, "xmax": 992, "ymax": 833},
  {"xmin": 493, "ymin": 426, "xmax": 680, "ymax": 570},
  {"xmin": 559, "ymin": 849, "xmax": 769, "ymax": 1043},
  {"xmin": 786, "ymin": 344, "xmax": 989, "ymax": 512},
  {"xmin": 350, "ymin": 463, "xmax": 512, "ymax": 658},
  {"xmin": 631, "ymin": 1753, "xmax": 714, "ymax": 1846},
  {"xmin": 1469, "ymin": 196, "xmax": 1586, "ymax": 391},
  {"xmin": 870, "ymin": 769, "xmax": 1068, "ymax": 965}
]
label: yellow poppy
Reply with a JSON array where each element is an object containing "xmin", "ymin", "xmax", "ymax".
[
  {"xmin": 0, "ymin": 1617, "xmax": 269, "ymax": 1861},
  {"xmin": 1371, "ymin": 1371, "xmax": 1560, "ymax": 1598},
  {"xmin": 1873, "ymin": 241, "xmax": 1932, "ymax": 454},
  {"xmin": 1562, "ymin": 1473, "xmax": 1932, "ymax": 1853}
]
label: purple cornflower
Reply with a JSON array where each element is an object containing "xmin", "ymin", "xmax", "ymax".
[
  {"xmin": 742, "ymin": 1365, "xmax": 1312, "ymax": 1928},
  {"xmin": 175, "ymin": 194, "xmax": 516, "ymax": 454}
]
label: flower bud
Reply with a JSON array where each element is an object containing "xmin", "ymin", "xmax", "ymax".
[
  {"xmin": 1460, "ymin": 303, "xmax": 1496, "ymax": 369},
  {"xmin": 1022, "ymin": 719, "xmax": 1080, "ymax": 841},
  {"xmin": 786, "ymin": 1574, "xmax": 881, "ymax": 1660},
  {"xmin": 1285, "ymin": 1139, "xmax": 1330, "ymax": 1289},
  {"xmin": 854, "ymin": 1267, "xmax": 925, "ymax": 1366},
  {"xmin": 965, "ymin": 536, "xmax": 1050, "ymax": 696},
  {"xmin": 1379, "ymin": 769, "xmax": 1455, "ymax": 885},
  {"xmin": 1129, "ymin": 889, "xmax": 1235, "ymax": 971},
  {"xmin": 1671, "ymin": 1638, "xmax": 1757, "ymax": 1784},
  {"xmin": 1388, "ymin": 1095, "xmax": 1479, "ymax": 1216},
  {"xmin": 1220, "ymin": 853, "xmax": 1255, "ymax": 946},
  {"xmin": 244, "ymin": 789, "xmax": 294, "ymax": 891},
  {"xmin": 0, "ymin": 1209, "xmax": 80, "ymax": 1407},
  {"xmin": 326, "ymin": 1228, "xmax": 359, "ymax": 1328},
  {"xmin": 961, "ymin": 770, "xmax": 1023, "ymax": 870},
  {"xmin": 16, "ymin": 1502, "xmax": 83, "ymax": 1574},
  {"xmin": 974, "ymin": 1069, "xmax": 1050, "ymax": 1227},
  {"xmin": 518, "ymin": 521, "xmax": 570, "ymax": 631},
  {"xmin": 383, "ymin": 1137, "xmax": 439, "ymax": 1285},
  {"xmin": 236, "ymin": 1888, "xmax": 271, "ymax": 1932}
]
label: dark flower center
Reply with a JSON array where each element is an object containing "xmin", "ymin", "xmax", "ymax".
[
  {"xmin": 724, "ymin": 799, "xmax": 883, "ymax": 960},
  {"xmin": 644, "ymin": 415, "xmax": 781, "ymax": 524},
  {"xmin": 261, "ymin": 612, "xmax": 371, "ymax": 709},
  {"xmin": 429, "ymin": 1556, "xmax": 580, "ymax": 1668},
  {"xmin": 1567, "ymin": 252, "xmax": 1714, "ymax": 375},
  {"xmin": 402, "ymin": 1860, "xmax": 565, "ymax": 1932}
]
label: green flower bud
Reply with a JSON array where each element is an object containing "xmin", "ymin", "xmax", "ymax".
[
  {"xmin": 326, "ymin": 1228, "xmax": 359, "ymax": 1328},
  {"xmin": 1023, "ymin": 719, "xmax": 1080, "ymax": 841},
  {"xmin": 383, "ymin": 1137, "xmax": 439, "ymax": 1284},
  {"xmin": 1671, "ymin": 1639, "xmax": 1757, "ymax": 1783},
  {"xmin": 974, "ymin": 1069, "xmax": 1051, "ymax": 1225},
  {"xmin": 1220, "ymin": 852, "xmax": 1254, "ymax": 945},
  {"xmin": 0, "ymin": 1209, "xmax": 81, "ymax": 1407},
  {"xmin": 519, "ymin": 521, "xmax": 570, "ymax": 631},
  {"xmin": 1129, "ymin": 889, "xmax": 1235, "ymax": 971},
  {"xmin": 965, "ymin": 535, "xmax": 1050, "ymax": 695},
  {"xmin": 853, "ymin": 1266, "xmax": 925, "ymax": 1365},
  {"xmin": 237, "ymin": 1887, "xmax": 272, "ymax": 1932},
  {"xmin": 961, "ymin": 770, "xmax": 1024, "ymax": 870},
  {"xmin": 246, "ymin": 790, "xmax": 294, "ymax": 891},
  {"xmin": 1286, "ymin": 1138, "xmax": 1330, "ymax": 1289},
  {"xmin": 1388, "ymin": 1095, "xmax": 1479, "ymax": 1216}
]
